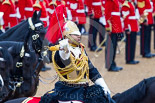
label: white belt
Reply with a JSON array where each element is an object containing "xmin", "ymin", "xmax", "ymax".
[
  {"xmin": 111, "ymin": 12, "xmax": 120, "ymax": 16},
  {"xmin": 25, "ymin": 7, "xmax": 33, "ymax": 11},
  {"xmin": 145, "ymin": 9, "xmax": 153, "ymax": 13},
  {"xmin": 48, "ymin": 9, "xmax": 54, "ymax": 14},
  {"xmin": 76, "ymin": 9, "xmax": 85, "ymax": 13},
  {"xmin": 9, "ymin": 14, "xmax": 17, "ymax": 17},
  {"xmin": 40, "ymin": 16, "xmax": 49, "ymax": 21},
  {"xmin": 92, "ymin": 2, "xmax": 101, "ymax": 6},
  {"xmin": 128, "ymin": 16, "xmax": 137, "ymax": 20}
]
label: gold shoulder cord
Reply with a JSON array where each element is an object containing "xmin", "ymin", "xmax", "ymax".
[{"xmin": 52, "ymin": 46, "xmax": 89, "ymax": 83}]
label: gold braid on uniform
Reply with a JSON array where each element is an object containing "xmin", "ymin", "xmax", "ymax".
[{"xmin": 52, "ymin": 44, "xmax": 89, "ymax": 83}]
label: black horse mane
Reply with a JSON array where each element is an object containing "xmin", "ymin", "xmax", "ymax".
[
  {"xmin": 0, "ymin": 41, "xmax": 25, "ymax": 56},
  {"xmin": 0, "ymin": 20, "xmax": 30, "ymax": 41},
  {"xmin": 112, "ymin": 76, "xmax": 155, "ymax": 103},
  {"xmin": 0, "ymin": 47, "xmax": 13, "ymax": 68}
]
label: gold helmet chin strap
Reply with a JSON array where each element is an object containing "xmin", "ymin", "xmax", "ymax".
[{"xmin": 65, "ymin": 34, "xmax": 80, "ymax": 46}]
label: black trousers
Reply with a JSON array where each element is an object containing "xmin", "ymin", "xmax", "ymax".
[
  {"xmin": 140, "ymin": 24, "xmax": 152, "ymax": 56},
  {"xmin": 105, "ymin": 33, "xmax": 121, "ymax": 69},
  {"xmin": 125, "ymin": 32, "xmax": 137, "ymax": 62},
  {"xmin": 88, "ymin": 18, "xmax": 105, "ymax": 48}
]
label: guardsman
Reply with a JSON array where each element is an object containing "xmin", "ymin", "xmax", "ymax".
[
  {"xmin": 18, "ymin": 0, "xmax": 33, "ymax": 22},
  {"xmin": 86, "ymin": 0, "xmax": 105, "ymax": 51},
  {"xmin": 1, "ymin": 0, "xmax": 18, "ymax": 30},
  {"xmin": 121, "ymin": 0, "xmax": 140, "ymax": 64},
  {"xmin": 105, "ymin": 0, "xmax": 123, "ymax": 71},
  {"xmin": 137, "ymin": 0, "xmax": 155, "ymax": 58},
  {"xmin": 33, "ymin": 0, "xmax": 49, "ymax": 27}
]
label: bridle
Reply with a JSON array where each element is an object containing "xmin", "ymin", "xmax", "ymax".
[{"xmin": 28, "ymin": 18, "xmax": 44, "ymax": 55}]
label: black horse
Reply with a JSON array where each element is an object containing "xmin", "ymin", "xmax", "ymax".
[
  {"xmin": 112, "ymin": 76, "xmax": 155, "ymax": 103},
  {"xmin": 0, "ymin": 47, "xmax": 13, "ymax": 103},
  {"xmin": 0, "ymin": 11, "xmax": 48, "ymax": 102}
]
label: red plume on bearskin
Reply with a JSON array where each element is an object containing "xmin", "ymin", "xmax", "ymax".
[{"xmin": 45, "ymin": 4, "xmax": 67, "ymax": 44}]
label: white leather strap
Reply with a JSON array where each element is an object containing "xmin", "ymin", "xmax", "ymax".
[{"xmin": 28, "ymin": 18, "xmax": 35, "ymax": 30}]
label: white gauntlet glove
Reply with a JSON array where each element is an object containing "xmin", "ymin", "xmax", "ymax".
[
  {"xmin": 95, "ymin": 78, "xmax": 111, "ymax": 96},
  {"xmin": 59, "ymin": 39, "xmax": 70, "ymax": 60}
]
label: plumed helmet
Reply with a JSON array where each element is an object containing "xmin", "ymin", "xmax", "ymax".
[{"xmin": 63, "ymin": 21, "xmax": 81, "ymax": 36}]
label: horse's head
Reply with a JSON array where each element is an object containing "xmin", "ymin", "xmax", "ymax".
[
  {"xmin": 31, "ymin": 10, "xmax": 46, "ymax": 37},
  {"xmin": 0, "ymin": 46, "xmax": 13, "ymax": 102},
  {"xmin": 28, "ymin": 11, "xmax": 47, "ymax": 55}
]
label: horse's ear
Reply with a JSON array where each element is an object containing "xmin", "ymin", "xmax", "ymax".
[
  {"xmin": 32, "ymin": 11, "xmax": 38, "ymax": 21},
  {"xmin": 7, "ymin": 46, "xmax": 14, "ymax": 54},
  {"xmin": 38, "ymin": 10, "xmax": 42, "ymax": 19}
]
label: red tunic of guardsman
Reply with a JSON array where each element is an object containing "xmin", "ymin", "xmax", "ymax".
[
  {"xmin": 137, "ymin": 0, "xmax": 154, "ymax": 25},
  {"xmin": 18, "ymin": 0, "xmax": 33, "ymax": 22},
  {"xmin": 1, "ymin": 0, "xmax": 18, "ymax": 28},
  {"xmin": 86, "ymin": 0, "xmax": 103, "ymax": 18},
  {"xmin": 33, "ymin": 0, "xmax": 49, "ymax": 27},
  {"xmin": 105, "ymin": 0, "xmax": 123, "ymax": 33},
  {"xmin": 68, "ymin": 0, "xmax": 78, "ymax": 22},
  {"xmin": 76, "ymin": 0, "xmax": 86, "ymax": 24},
  {"xmin": 121, "ymin": 1, "xmax": 139, "ymax": 32}
]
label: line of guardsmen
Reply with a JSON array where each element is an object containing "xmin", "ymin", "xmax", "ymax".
[{"xmin": 0, "ymin": 0, "xmax": 155, "ymax": 72}]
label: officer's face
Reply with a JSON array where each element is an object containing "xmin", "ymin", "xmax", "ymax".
[{"xmin": 68, "ymin": 34, "xmax": 81, "ymax": 44}]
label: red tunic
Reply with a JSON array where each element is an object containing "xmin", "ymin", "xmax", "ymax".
[
  {"xmin": 85, "ymin": 0, "xmax": 103, "ymax": 18},
  {"xmin": 137, "ymin": 0, "xmax": 154, "ymax": 24},
  {"xmin": 121, "ymin": 1, "xmax": 139, "ymax": 32},
  {"xmin": 18, "ymin": 0, "xmax": 33, "ymax": 22},
  {"xmin": 1, "ymin": 0, "xmax": 18, "ymax": 28},
  {"xmin": 76, "ymin": 0, "xmax": 86, "ymax": 24},
  {"xmin": 105, "ymin": 0, "xmax": 123, "ymax": 33}
]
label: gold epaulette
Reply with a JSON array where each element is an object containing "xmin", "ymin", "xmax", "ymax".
[
  {"xmin": 2, "ymin": 0, "xmax": 11, "ymax": 5},
  {"xmin": 137, "ymin": 1, "xmax": 145, "ymax": 8},
  {"xmin": 33, "ymin": 0, "xmax": 42, "ymax": 9},
  {"xmin": 122, "ymin": 1, "xmax": 130, "ymax": 8},
  {"xmin": 49, "ymin": 1, "xmax": 57, "ymax": 6},
  {"xmin": 48, "ymin": 45, "xmax": 60, "ymax": 51}
]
